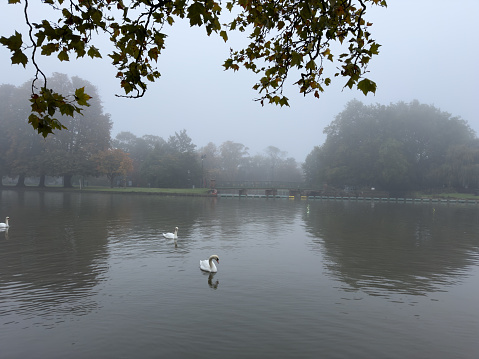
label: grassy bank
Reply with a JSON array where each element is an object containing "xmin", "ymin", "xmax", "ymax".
[
  {"xmin": 0, "ymin": 185, "xmax": 212, "ymax": 196},
  {"xmin": 2, "ymin": 185, "xmax": 478, "ymax": 200},
  {"xmin": 81, "ymin": 186, "xmax": 212, "ymax": 196}
]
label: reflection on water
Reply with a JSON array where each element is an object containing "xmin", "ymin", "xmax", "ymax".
[
  {"xmin": 0, "ymin": 190, "xmax": 478, "ymax": 358},
  {"xmin": 207, "ymin": 272, "xmax": 219, "ymax": 289},
  {"xmin": 303, "ymin": 201, "xmax": 479, "ymax": 297}
]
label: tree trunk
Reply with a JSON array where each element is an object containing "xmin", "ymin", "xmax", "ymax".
[
  {"xmin": 16, "ymin": 174, "xmax": 26, "ymax": 187},
  {"xmin": 107, "ymin": 174, "xmax": 115, "ymax": 188},
  {"xmin": 38, "ymin": 174, "xmax": 46, "ymax": 188},
  {"xmin": 63, "ymin": 174, "xmax": 73, "ymax": 188}
]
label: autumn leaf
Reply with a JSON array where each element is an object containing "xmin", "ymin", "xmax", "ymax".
[
  {"xmin": 357, "ymin": 78, "xmax": 377, "ymax": 95},
  {"xmin": 74, "ymin": 87, "xmax": 92, "ymax": 106}
]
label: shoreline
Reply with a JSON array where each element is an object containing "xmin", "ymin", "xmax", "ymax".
[
  {"xmin": 1, "ymin": 186, "xmax": 478, "ymax": 203},
  {"xmin": 0, "ymin": 186, "xmax": 215, "ymax": 197}
]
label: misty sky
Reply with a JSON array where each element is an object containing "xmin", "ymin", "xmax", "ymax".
[{"xmin": 1, "ymin": 1, "xmax": 478, "ymax": 162}]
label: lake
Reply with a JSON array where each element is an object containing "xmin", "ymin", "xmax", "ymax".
[{"xmin": 0, "ymin": 190, "xmax": 478, "ymax": 358}]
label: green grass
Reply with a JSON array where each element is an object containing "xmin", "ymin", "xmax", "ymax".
[
  {"xmin": 0, "ymin": 184, "xmax": 212, "ymax": 196},
  {"xmin": 3, "ymin": 184, "xmax": 478, "ymax": 200},
  {"xmin": 81, "ymin": 186, "xmax": 211, "ymax": 195}
]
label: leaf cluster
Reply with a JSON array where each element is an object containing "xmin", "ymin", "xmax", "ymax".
[
  {"xmin": 1, "ymin": 0, "xmax": 386, "ymax": 135},
  {"xmin": 223, "ymin": 0, "xmax": 386, "ymax": 105},
  {"xmin": 28, "ymin": 86, "xmax": 91, "ymax": 137}
]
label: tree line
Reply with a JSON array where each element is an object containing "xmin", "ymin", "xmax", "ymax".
[
  {"xmin": 113, "ymin": 132, "xmax": 303, "ymax": 188},
  {"xmin": 0, "ymin": 73, "xmax": 112, "ymax": 188},
  {"xmin": 3, "ymin": 74, "xmax": 476, "ymax": 193},
  {"xmin": 0, "ymin": 74, "xmax": 303, "ymax": 188},
  {"xmin": 303, "ymin": 100, "xmax": 479, "ymax": 194}
]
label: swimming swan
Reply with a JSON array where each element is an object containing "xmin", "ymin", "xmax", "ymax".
[
  {"xmin": 0, "ymin": 217, "xmax": 10, "ymax": 228},
  {"xmin": 200, "ymin": 255, "xmax": 219, "ymax": 273},
  {"xmin": 163, "ymin": 227, "xmax": 178, "ymax": 239}
]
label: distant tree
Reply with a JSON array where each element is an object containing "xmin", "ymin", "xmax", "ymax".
[
  {"xmin": 303, "ymin": 146, "xmax": 322, "ymax": 186},
  {"xmin": 113, "ymin": 131, "xmax": 141, "ymax": 154},
  {"xmin": 275, "ymin": 157, "xmax": 304, "ymax": 183},
  {"xmin": 439, "ymin": 141, "xmax": 479, "ymax": 190},
  {"xmin": 219, "ymin": 141, "xmax": 250, "ymax": 181},
  {"xmin": 163, "ymin": 130, "xmax": 198, "ymax": 187},
  {"xmin": 167, "ymin": 130, "xmax": 197, "ymax": 154},
  {"xmin": 198, "ymin": 142, "xmax": 302, "ymax": 184},
  {"xmin": 0, "ymin": 84, "xmax": 19, "ymax": 185},
  {"xmin": 197, "ymin": 142, "xmax": 222, "ymax": 187},
  {"xmin": 136, "ymin": 130, "xmax": 199, "ymax": 188},
  {"xmin": 42, "ymin": 73, "xmax": 112, "ymax": 187},
  {"xmin": 0, "ymin": 82, "xmax": 45, "ymax": 186},
  {"xmin": 93, "ymin": 149, "xmax": 134, "ymax": 188},
  {"xmin": 113, "ymin": 131, "xmax": 166, "ymax": 186},
  {"xmin": 241, "ymin": 147, "xmax": 302, "ymax": 183},
  {"xmin": 0, "ymin": 0, "xmax": 386, "ymax": 135},
  {"xmin": 304, "ymin": 100, "xmax": 476, "ymax": 191},
  {"xmin": 265, "ymin": 146, "xmax": 286, "ymax": 181}
]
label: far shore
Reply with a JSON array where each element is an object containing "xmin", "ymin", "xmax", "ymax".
[
  {"xmin": 0, "ymin": 185, "xmax": 214, "ymax": 197},
  {"xmin": 1, "ymin": 185, "xmax": 479, "ymax": 202}
]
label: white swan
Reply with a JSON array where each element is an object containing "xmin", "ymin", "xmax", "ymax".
[
  {"xmin": 0, "ymin": 217, "xmax": 10, "ymax": 229},
  {"xmin": 163, "ymin": 227, "xmax": 178, "ymax": 239},
  {"xmin": 200, "ymin": 255, "xmax": 219, "ymax": 273}
]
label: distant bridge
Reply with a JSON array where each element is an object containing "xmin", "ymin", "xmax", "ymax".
[
  {"xmin": 215, "ymin": 181, "xmax": 308, "ymax": 189},
  {"xmin": 213, "ymin": 181, "xmax": 319, "ymax": 197},
  {"xmin": 212, "ymin": 180, "xmax": 390, "ymax": 198}
]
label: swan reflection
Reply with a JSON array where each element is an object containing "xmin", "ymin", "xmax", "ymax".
[
  {"xmin": 207, "ymin": 272, "xmax": 219, "ymax": 289},
  {"xmin": 0, "ymin": 228, "xmax": 8, "ymax": 240}
]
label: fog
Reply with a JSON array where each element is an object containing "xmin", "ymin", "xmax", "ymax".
[{"xmin": 0, "ymin": 0, "xmax": 477, "ymax": 162}]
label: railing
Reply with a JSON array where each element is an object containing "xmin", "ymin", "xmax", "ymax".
[{"xmin": 215, "ymin": 181, "xmax": 308, "ymax": 189}]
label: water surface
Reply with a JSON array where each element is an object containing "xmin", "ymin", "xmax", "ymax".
[{"xmin": 0, "ymin": 190, "xmax": 478, "ymax": 358}]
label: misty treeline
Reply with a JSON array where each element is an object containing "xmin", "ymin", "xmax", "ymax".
[
  {"xmin": 114, "ymin": 132, "xmax": 303, "ymax": 188},
  {"xmin": 303, "ymin": 99, "xmax": 479, "ymax": 193},
  {"xmin": 0, "ymin": 73, "xmax": 112, "ymax": 187},
  {"xmin": 3, "ymin": 73, "xmax": 477, "ymax": 193},
  {"xmin": 0, "ymin": 73, "xmax": 303, "ymax": 188}
]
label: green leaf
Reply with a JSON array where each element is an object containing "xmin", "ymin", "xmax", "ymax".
[
  {"xmin": 305, "ymin": 60, "xmax": 316, "ymax": 70},
  {"xmin": 357, "ymin": 78, "xmax": 377, "ymax": 95},
  {"xmin": 279, "ymin": 97, "xmax": 289, "ymax": 107},
  {"xmin": 11, "ymin": 50, "xmax": 28, "ymax": 66},
  {"xmin": 59, "ymin": 103, "xmax": 75, "ymax": 117},
  {"xmin": 87, "ymin": 46, "xmax": 102, "ymax": 58},
  {"xmin": 74, "ymin": 87, "xmax": 92, "ymax": 106},
  {"xmin": 90, "ymin": 9, "xmax": 103, "ymax": 25},
  {"xmin": 0, "ymin": 32, "xmax": 28, "ymax": 66},
  {"xmin": 58, "ymin": 50, "xmax": 69, "ymax": 61},
  {"xmin": 41, "ymin": 43, "xmax": 59, "ymax": 55},
  {"xmin": 369, "ymin": 43, "xmax": 381, "ymax": 55},
  {"xmin": 220, "ymin": 30, "xmax": 228, "ymax": 42},
  {"xmin": 35, "ymin": 31, "xmax": 46, "ymax": 46},
  {"xmin": 188, "ymin": 2, "xmax": 205, "ymax": 27},
  {"xmin": 290, "ymin": 52, "xmax": 303, "ymax": 67},
  {"xmin": 0, "ymin": 31, "xmax": 23, "ymax": 51}
]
